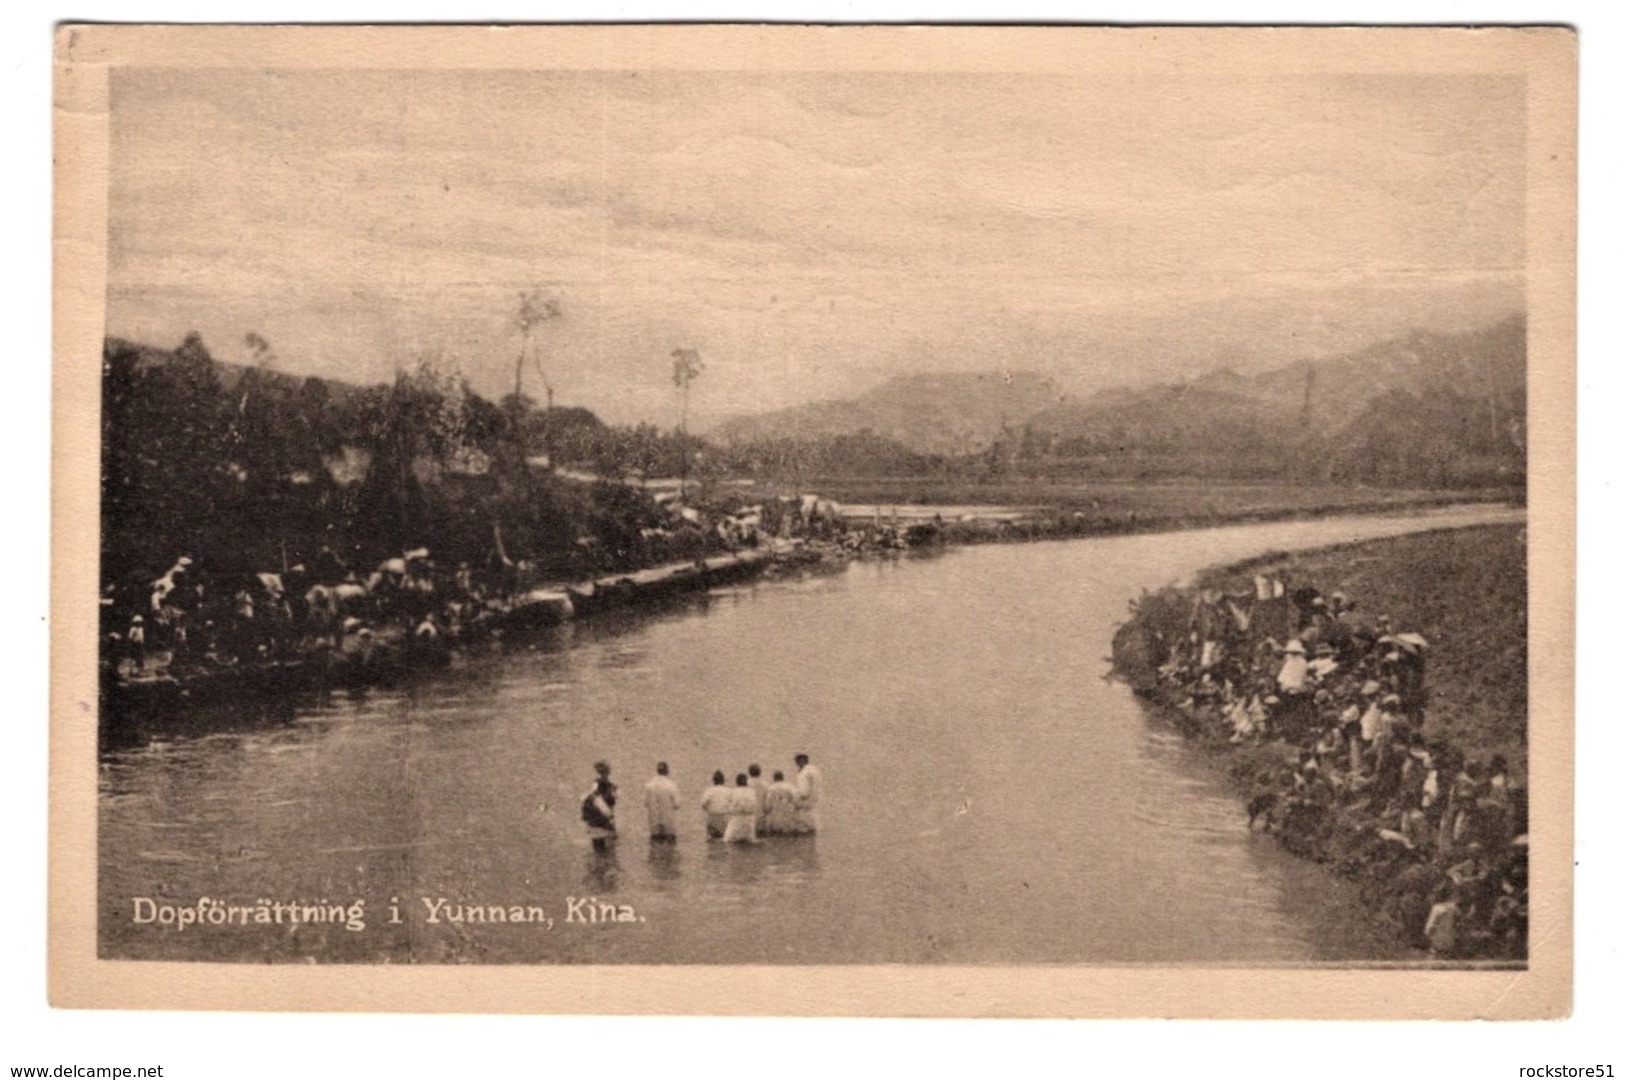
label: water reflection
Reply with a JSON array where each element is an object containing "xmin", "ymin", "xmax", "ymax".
[
  {"xmin": 646, "ymin": 840, "xmax": 682, "ymax": 883},
  {"xmin": 582, "ymin": 847, "xmax": 624, "ymax": 894}
]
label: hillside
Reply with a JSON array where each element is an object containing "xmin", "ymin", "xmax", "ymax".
[
  {"xmin": 711, "ymin": 370, "xmax": 1066, "ymax": 456},
  {"xmin": 1031, "ymin": 316, "xmax": 1526, "ymax": 446},
  {"xmin": 106, "ymin": 333, "xmax": 367, "ymax": 406},
  {"xmin": 712, "ymin": 316, "xmax": 1526, "ymax": 486}
]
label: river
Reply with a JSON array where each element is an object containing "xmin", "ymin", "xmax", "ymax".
[{"xmin": 98, "ymin": 503, "xmax": 1524, "ymax": 965}]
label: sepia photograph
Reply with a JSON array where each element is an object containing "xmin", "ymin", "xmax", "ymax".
[{"xmin": 50, "ymin": 23, "xmax": 1575, "ymax": 1017}]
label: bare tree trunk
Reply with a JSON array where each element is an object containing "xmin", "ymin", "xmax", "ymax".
[{"xmin": 679, "ymin": 386, "xmax": 690, "ymax": 497}]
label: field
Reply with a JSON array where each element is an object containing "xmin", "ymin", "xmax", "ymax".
[{"xmin": 779, "ymin": 477, "xmax": 1521, "ymax": 528}]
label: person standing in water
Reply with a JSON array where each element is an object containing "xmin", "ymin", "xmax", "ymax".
[
  {"xmin": 724, "ymin": 773, "xmax": 760, "ymax": 844},
  {"xmin": 747, "ymin": 764, "xmax": 768, "ymax": 834},
  {"xmin": 700, "ymin": 770, "xmax": 732, "ymax": 839},
  {"xmin": 581, "ymin": 760, "xmax": 617, "ymax": 853},
  {"xmin": 644, "ymin": 761, "xmax": 681, "ymax": 843},
  {"xmin": 793, "ymin": 753, "xmax": 823, "ymax": 834},
  {"xmin": 762, "ymin": 770, "xmax": 799, "ymax": 835}
]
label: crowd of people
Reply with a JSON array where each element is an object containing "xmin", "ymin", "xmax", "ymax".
[
  {"xmin": 1147, "ymin": 574, "xmax": 1528, "ymax": 960},
  {"xmin": 103, "ymin": 547, "xmax": 511, "ymax": 678},
  {"xmin": 580, "ymin": 755, "xmax": 823, "ymax": 852},
  {"xmin": 104, "ymin": 494, "xmax": 950, "ymax": 691}
]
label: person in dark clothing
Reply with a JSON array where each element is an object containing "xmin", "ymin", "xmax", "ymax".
[{"xmin": 581, "ymin": 760, "xmax": 618, "ymax": 852}]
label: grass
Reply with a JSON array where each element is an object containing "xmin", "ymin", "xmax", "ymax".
[{"xmin": 782, "ymin": 477, "xmax": 1517, "ymax": 519}]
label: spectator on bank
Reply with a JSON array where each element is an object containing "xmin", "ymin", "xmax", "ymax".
[
  {"xmin": 1275, "ymin": 639, "xmax": 1310, "ymax": 693},
  {"xmin": 125, "ymin": 614, "xmax": 146, "ymax": 666},
  {"xmin": 1424, "ymin": 884, "xmax": 1462, "ymax": 959}
]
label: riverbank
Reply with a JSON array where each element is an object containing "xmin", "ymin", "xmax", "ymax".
[
  {"xmin": 809, "ymin": 477, "xmax": 1519, "ymax": 531},
  {"xmin": 900, "ymin": 489, "xmax": 1515, "ymax": 548},
  {"xmin": 102, "ymin": 541, "xmax": 822, "ymax": 720},
  {"xmin": 104, "ymin": 483, "xmax": 1516, "ymax": 728},
  {"xmin": 1111, "ymin": 523, "xmax": 1529, "ymax": 961}
]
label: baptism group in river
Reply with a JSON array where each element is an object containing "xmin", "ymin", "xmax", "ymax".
[{"xmin": 580, "ymin": 754, "xmax": 823, "ymax": 852}]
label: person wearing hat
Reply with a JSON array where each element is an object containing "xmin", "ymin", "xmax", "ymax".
[
  {"xmin": 1275, "ymin": 639, "xmax": 1310, "ymax": 693},
  {"xmin": 1384, "ymin": 632, "xmax": 1430, "ymax": 714},
  {"xmin": 792, "ymin": 753, "xmax": 823, "ymax": 834},
  {"xmin": 124, "ymin": 614, "xmax": 147, "ymax": 672},
  {"xmin": 1270, "ymin": 640, "xmax": 1314, "ymax": 740},
  {"xmin": 580, "ymin": 761, "xmax": 618, "ymax": 853}
]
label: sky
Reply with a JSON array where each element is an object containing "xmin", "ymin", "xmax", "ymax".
[{"xmin": 106, "ymin": 68, "xmax": 1526, "ymax": 426}]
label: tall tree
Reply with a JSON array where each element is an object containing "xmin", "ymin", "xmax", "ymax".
[
  {"xmin": 514, "ymin": 290, "xmax": 562, "ymax": 463},
  {"xmin": 671, "ymin": 347, "xmax": 705, "ymax": 494}
]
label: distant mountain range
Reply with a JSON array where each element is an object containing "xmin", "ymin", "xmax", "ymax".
[
  {"xmin": 710, "ymin": 316, "xmax": 1527, "ymax": 462},
  {"xmin": 710, "ymin": 370, "xmax": 1069, "ymax": 455}
]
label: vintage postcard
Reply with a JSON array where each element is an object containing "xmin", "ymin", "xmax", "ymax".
[{"xmin": 51, "ymin": 25, "xmax": 1574, "ymax": 1016}]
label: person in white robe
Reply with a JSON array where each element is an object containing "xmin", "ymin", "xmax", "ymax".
[
  {"xmin": 762, "ymin": 771, "xmax": 799, "ymax": 834},
  {"xmin": 723, "ymin": 774, "xmax": 760, "ymax": 843},
  {"xmin": 699, "ymin": 771, "xmax": 732, "ymax": 839},
  {"xmin": 644, "ymin": 762, "xmax": 681, "ymax": 842},
  {"xmin": 793, "ymin": 753, "xmax": 823, "ymax": 834},
  {"xmin": 747, "ymin": 764, "xmax": 769, "ymax": 833}
]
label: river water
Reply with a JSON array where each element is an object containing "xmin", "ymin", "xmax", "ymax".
[{"xmin": 99, "ymin": 504, "xmax": 1523, "ymax": 965}]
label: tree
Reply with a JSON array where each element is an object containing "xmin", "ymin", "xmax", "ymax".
[
  {"xmin": 515, "ymin": 290, "xmax": 562, "ymax": 463},
  {"xmin": 245, "ymin": 331, "xmax": 278, "ymax": 371},
  {"xmin": 671, "ymin": 347, "xmax": 705, "ymax": 494}
]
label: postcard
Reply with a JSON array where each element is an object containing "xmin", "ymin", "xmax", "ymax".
[{"xmin": 51, "ymin": 24, "xmax": 1574, "ymax": 1016}]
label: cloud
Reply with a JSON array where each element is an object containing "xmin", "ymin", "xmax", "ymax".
[{"xmin": 105, "ymin": 68, "xmax": 1527, "ymax": 423}]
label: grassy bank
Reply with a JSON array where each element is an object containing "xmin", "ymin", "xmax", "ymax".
[
  {"xmin": 793, "ymin": 477, "xmax": 1517, "ymax": 518},
  {"xmin": 1113, "ymin": 523, "xmax": 1529, "ymax": 960},
  {"xmin": 807, "ymin": 480, "xmax": 1519, "ymax": 556}
]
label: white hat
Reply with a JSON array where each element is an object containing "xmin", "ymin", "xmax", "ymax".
[{"xmin": 1283, "ymin": 639, "xmax": 1306, "ymax": 655}]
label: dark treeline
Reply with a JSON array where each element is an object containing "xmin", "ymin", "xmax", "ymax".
[{"xmin": 101, "ymin": 333, "xmax": 704, "ymax": 597}]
